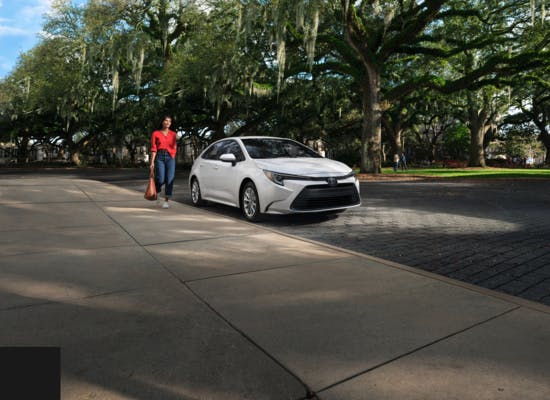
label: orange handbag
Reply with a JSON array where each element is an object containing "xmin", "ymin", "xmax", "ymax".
[{"xmin": 144, "ymin": 173, "xmax": 157, "ymax": 201}]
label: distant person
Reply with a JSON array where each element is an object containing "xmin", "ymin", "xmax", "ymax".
[
  {"xmin": 150, "ymin": 115, "xmax": 177, "ymax": 209},
  {"xmin": 393, "ymin": 153, "xmax": 400, "ymax": 171},
  {"xmin": 400, "ymin": 152, "xmax": 408, "ymax": 170}
]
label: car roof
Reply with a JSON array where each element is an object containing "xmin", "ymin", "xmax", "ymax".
[{"xmin": 234, "ymin": 136, "xmax": 289, "ymax": 141}]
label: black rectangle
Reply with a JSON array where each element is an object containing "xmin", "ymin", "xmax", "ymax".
[
  {"xmin": 0, "ymin": 347, "xmax": 60, "ymax": 400},
  {"xmin": 291, "ymin": 183, "xmax": 360, "ymax": 211}
]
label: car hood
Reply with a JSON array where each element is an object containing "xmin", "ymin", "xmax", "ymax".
[{"xmin": 253, "ymin": 157, "xmax": 352, "ymax": 177}]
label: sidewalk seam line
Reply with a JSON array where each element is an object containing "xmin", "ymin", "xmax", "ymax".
[
  {"xmin": 142, "ymin": 234, "xmax": 255, "ymax": 247},
  {"xmin": 316, "ymin": 306, "xmax": 521, "ymax": 394},
  {"xmin": 0, "ymin": 287, "xmax": 146, "ymax": 312},
  {"xmin": 184, "ymin": 256, "xmax": 353, "ymax": 283},
  {"xmin": 183, "ymin": 281, "xmax": 317, "ymax": 400}
]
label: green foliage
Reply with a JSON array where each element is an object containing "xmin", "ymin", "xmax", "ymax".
[
  {"xmin": 384, "ymin": 167, "xmax": 550, "ymax": 178},
  {"xmin": 502, "ymin": 133, "xmax": 545, "ymax": 160},
  {"xmin": 443, "ymin": 123, "xmax": 470, "ymax": 160},
  {"xmin": 1, "ymin": 0, "xmax": 549, "ymax": 168}
]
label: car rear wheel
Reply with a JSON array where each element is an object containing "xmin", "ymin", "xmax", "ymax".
[
  {"xmin": 191, "ymin": 178, "xmax": 205, "ymax": 206},
  {"xmin": 241, "ymin": 182, "xmax": 261, "ymax": 222}
]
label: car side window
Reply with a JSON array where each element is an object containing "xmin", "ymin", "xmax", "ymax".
[
  {"xmin": 202, "ymin": 141, "xmax": 228, "ymax": 160},
  {"xmin": 202, "ymin": 140, "xmax": 245, "ymax": 162},
  {"xmin": 224, "ymin": 141, "xmax": 245, "ymax": 162}
]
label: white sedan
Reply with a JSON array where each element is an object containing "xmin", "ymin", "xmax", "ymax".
[{"xmin": 189, "ymin": 136, "xmax": 361, "ymax": 221}]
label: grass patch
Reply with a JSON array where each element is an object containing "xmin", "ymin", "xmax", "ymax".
[{"xmin": 381, "ymin": 167, "xmax": 550, "ymax": 179}]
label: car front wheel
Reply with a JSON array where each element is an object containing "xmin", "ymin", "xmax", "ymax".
[
  {"xmin": 241, "ymin": 182, "xmax": 261, "ymax": 222},
  {"xmin": 191, "ymin": 178, "xmax": 205, "ymax": 206}
]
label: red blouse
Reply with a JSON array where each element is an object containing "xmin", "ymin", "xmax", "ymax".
[{"xmin": 151, "ymin": 129, "xmax": 177, "ymax": 158}]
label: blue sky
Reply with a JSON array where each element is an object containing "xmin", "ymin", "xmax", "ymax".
[{"xmin": 0, "ymin": 0, "xmax": 56, "ymax": 79}]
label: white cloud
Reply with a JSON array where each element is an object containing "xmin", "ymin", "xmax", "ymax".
[
  {"xmin": 0, "ymin": 26, "xmax": 33, "ymax": 36},
  {"xmin": 20, "ymin": 0, "xmax": 55, "ymax": 22}
]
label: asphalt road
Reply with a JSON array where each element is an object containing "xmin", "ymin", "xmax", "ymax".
[{"xmin": 3, "ymin": 167, "xmax": 550, "ymax": 306}]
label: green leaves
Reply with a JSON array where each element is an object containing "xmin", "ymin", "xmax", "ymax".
[{"xmin": 1, "ymin": 0, "xmax": 548, "ymax": 167}]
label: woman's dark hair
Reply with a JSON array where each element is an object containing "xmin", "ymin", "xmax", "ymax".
[{"xmin": 159, "ymin": 115, "xmax": 172, "ymax": 128}]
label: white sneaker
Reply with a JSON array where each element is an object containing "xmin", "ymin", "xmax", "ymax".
[{"xmin": 162, "ymin": 201, "xmax": 170, "ymax": 209}]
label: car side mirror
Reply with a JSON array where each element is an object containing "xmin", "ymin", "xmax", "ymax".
[{"xmin": 219, "ymin": 153, "xmax": 237, "ymax": 166}]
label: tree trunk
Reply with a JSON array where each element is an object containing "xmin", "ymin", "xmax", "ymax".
[
  {"xmin": 342, "ymin": 1, "xmax": 383, "ymax": 174},
  {"xmin": 66, "ymin": 135, "xmax": 82, "ymax": 166},
  {"xmin": 467, "ymin": 98, "xmax": 488, "ymax": 167},
  {"xmin": 540, "ymin": 130, "xmax": 550, "ymax": 165},
  {"xmin": 431, "ymin": 141, "xmax": 437, "ymax": 162},
  {"xmin": 468, "ymin": 122, "xmax": 486, "ymax": 167},
  {"xmin": 17, "ymin": 133, "xmax": 30, "ymax": 164},
  {"xmin": 71, "ymin": 151, "xmax": 82, "ymax": 166},
  {"xmin": 382, "ymin": 116, "xmax": 403, "ymax": 156},
  {"xmin": 360, "ymin": 68, "xmax": 382, "ymax": 173}
]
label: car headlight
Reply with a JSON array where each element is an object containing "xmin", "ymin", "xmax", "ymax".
[
  {"xmin": 264, "ymin": 170, "xmax": 357, "ymax": 186},
  {"xmin": 263, "ymin": 170, "xmax": 307, "ymax": 186},
  {"xmin": 263, "ymin": 170, "xmax": 286, "ymax": 186},
  {"xmin": 350, "ymin": 171, "xmax": 358, "ymax": 182}
]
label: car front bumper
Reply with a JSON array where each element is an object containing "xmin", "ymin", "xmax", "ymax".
[{"xmin": 259, "ymin": 176, "xmax": 361, "ymax": 214}]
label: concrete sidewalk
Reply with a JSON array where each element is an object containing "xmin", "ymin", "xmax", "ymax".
[{"xmin": 1, "ymin": 177, "xmax": 549, "ymax": 400}]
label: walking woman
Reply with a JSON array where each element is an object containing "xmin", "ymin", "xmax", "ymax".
[{"xmin": 150, "ymin": 115, "xmax": 177, "ymax": 208}]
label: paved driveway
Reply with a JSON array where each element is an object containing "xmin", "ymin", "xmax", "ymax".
[{"xmin": 3, "ymin": 168, "xmax": 549, "ymax": 306}]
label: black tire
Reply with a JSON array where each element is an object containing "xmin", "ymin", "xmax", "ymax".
[
  {"xmin": 241, "ymin": 182, "xmax": 262, "ymax": 222},
  {"xmin": 190, "ymin": 178, "xmax": 205, "ymax": 206}
]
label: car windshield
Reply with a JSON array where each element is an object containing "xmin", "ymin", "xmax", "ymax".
[{"xmin": 241, "ymin": 138, "xmax": 322, "ymax": 159}]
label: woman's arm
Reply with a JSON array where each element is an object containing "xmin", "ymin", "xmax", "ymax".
[{"xmin": 150, "ymin": 131, "xmax": 157, "ymax": 173}]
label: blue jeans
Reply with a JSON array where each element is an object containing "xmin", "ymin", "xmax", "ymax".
[{"xmin": 154, "ymin": 151, "xmax": 175, "ymax": 197}]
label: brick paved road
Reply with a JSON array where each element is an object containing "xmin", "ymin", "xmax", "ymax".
[
  {"xmin": 261, "ymin": 180, "xmax": 550, "ymax": 307},
  {"xmin": 3, "ymin": 169, "xmax": 549, "ymax": 306}
]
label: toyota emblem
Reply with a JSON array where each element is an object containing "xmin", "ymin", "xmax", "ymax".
[{"xmin": 326, "ymin": 177, "xmax": 337, "ymax": 186}]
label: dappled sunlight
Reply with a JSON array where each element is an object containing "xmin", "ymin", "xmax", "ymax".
[
  {"xmin": 103, "ymin": 206, "xmax": 245, "ymax": 225},
  {"xmin": 62, "ymin": 374, "xmax": 127, "ymax": 400},
  {"xmin": 2, "ymin": 203, "xmax": 44, "ymax": 211},
  {"xmin": 263, "ymin": 289, "xmax": 361, "ymax": 306},
  {"xmin": 273, "ymin": 244, "xmax": 344, "ymax": 259},
  {"xmin": 103, "ymin": 206, "xmax": 160, "ymax": 214},
  {"xmin": 147, "ymin": 240, "xmax": 351, "ymax": 281},
  {"xmin": 0, "ymin": 273, "xmax": 93, "ymax": 301},
  {"xmin": 210, "ymin": 285, "xmax": 363, "ymax": 310},
  {"xmin": 66, "ymin": 188, "xmax": 86, "ymax": 195},
  {"xmin": 160, "ymin": 247, "xmax": 238, "ymax": 259},
  {"xmin": 165, "ymin": 228, "xmax": 231, "ymax": 236},
  {"xmin": 0, "ymin": 271, "xmax": 178, "ymax": 316},
  {"xmin": 151, "ymin": 235, "xmax": 343, "ymax": 261},
  {"xmin": 133, "ymin": 378, "xmax": 237, "ymax": 400},
  {"xmin": 0, "ymin": 187, "xmax": 88, "ymax": 203},
  {"xmin": 77, "ymin": 293, "xmax": 175, "ymax": 316},
  {"xmin": 54, "ymin": 248, "xmax": 108, "ymax": 256},
  {"xmin": 370, "ymin": 206, "xmax": 522, "ymax": 233}
]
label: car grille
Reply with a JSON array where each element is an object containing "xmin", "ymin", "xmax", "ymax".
[{"xmin": 290, "ymin": 183, "xmax": 360, "ymax": 211}]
